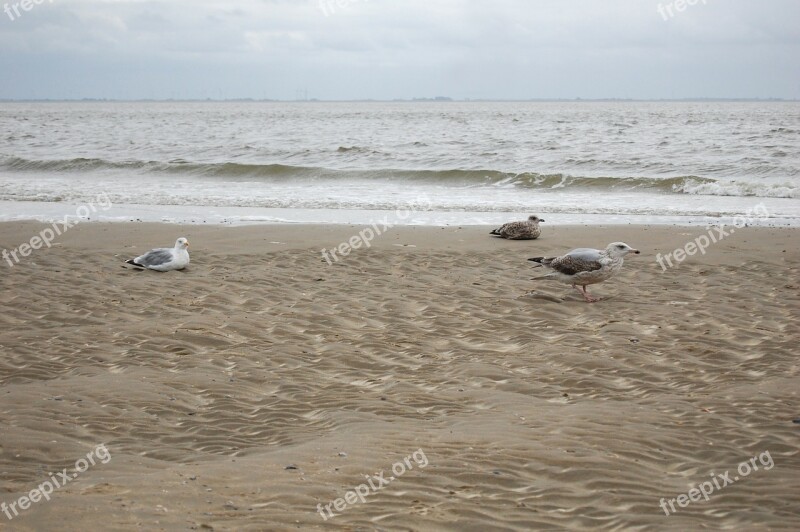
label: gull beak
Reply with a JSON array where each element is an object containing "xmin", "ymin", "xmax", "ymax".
[
  {"xmin": 632, "ymin": 249, "xmax": 640, "ymax": 254},
  {"xmin": 539, "ymin": 219, "xmax": 545, "ymax": 223},
  {"xmin": 185, "ymin": 241, "xmax": 190, "ymax": 247}
]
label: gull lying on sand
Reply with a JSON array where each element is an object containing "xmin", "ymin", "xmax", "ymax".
[
  {"xmin": 490, "ymin": 215, "xmax": 545, "ymax": 240},
  {"xmin": 125, "ymin": 237, "xmax": 190, "ymax": 271},
  {"xmin": 528, "ymin": 242, "xmax": 640, "ymax": 302}
]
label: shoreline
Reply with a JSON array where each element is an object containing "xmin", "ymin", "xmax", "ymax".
[{"xmin": 1, "ymin": 201, "xmax": 799, "ymax": 228}]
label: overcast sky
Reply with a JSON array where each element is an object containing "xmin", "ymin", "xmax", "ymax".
[{"xmin": 1, "ymin": 0, "xmax": 798, "ymax": 100}]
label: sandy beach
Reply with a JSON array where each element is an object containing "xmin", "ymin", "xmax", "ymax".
[{"xmin": 0, "ymin": 221, "xmax": 798, "ymax": 531}]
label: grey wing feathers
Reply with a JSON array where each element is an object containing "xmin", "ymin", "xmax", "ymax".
[
  {"xmin": 564, "ymin": 248, "xmax": 603, "ymax": 262},
  {"xmin": 136, "ymin": 248, "xmax": 174, "ymax": 266}
]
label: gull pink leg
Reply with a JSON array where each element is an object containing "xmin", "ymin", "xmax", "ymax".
[
  {"xmin": 580, "ymin": 285, "xmax": 599, "ymax": 303},
  {"xmin": 572, "ymin": 284, "xmax": 583, "ymax": 298}
]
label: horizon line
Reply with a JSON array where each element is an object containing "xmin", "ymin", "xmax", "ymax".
[{"xmin": 0, "ymin": 97, "xmax": 797, "ymax": 103}]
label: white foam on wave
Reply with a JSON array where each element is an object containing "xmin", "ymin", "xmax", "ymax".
[{"xmin": 675, "ymin": 179, "xmax": 799, "ymax": 198}]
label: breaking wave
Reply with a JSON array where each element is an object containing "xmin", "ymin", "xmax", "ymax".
[{"xmin": 1, "ymin": 156, "xmax": 797, "ymax": 198}]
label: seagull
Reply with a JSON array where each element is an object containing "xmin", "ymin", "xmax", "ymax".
[
  {"xmin": 490, "ymin": 215, "xmax": 545, "ymax": 240},
  {"xmin": 125, "ymin": 237, "xmax": 190, "ymax": 271},
  {"xmin": 528, "ymin": 242, "xmax": 640, "ymax": 302}
]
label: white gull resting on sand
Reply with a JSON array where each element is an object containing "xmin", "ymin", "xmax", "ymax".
[
  {"xmin": 528, "ymin": 242, "xmax": 639, "ymax": 302},
  {"xmin": 490, "ymin": 215, "xmax": 544, "ymax": 240},
  {"xmin": 125, "ymin": 237, "xmax": 190, "ymax": 271}
]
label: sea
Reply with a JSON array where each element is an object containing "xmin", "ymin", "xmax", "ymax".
[{"xmin": 1, "ymin": 101, "xmax": 798, "ymax": 226}]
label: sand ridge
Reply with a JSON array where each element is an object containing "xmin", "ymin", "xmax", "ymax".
[{"xmin": 0, "ymin": 222, "xmax": 798, "ymax": 530}]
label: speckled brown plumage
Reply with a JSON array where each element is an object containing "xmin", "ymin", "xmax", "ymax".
[{"xmin": 490, "ymin": 215, "xmax": 544, "ymax": 240}]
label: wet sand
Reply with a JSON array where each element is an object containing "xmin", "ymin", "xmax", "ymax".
[{"xmin": 0, "ymin": 222, "xmax": 798, "ymax": 531}]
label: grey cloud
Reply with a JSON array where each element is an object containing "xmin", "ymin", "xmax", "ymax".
[{"xmin": 0, "ymin": 0, "xmax": 798, "ymax": 99}]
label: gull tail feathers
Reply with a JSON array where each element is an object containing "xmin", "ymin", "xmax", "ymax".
[{"xmin": 528, "ymin": 256, "xmax": 554, "ymax": 267}]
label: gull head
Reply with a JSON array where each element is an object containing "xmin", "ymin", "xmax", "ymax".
[
  {"xmin": 175, "ymin": 237, "xmax": 190, "ymax": 249},
  {"xmin": 528, "ymin": 215, "xmax": 545, "ymax": 223},
  {"xmin": 606, "ymin": 242, "xmax": 639, "ymax": 258}
]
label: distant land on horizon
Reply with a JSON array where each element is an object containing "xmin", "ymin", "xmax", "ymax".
[{"xmin": 0, "ymin": 97, "xmax": 797, "ymax": 103}]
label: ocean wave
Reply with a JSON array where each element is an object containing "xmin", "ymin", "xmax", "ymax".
[
  {"xmin": 674, "ymin": 179, "xmax": 799, "ymax": 198},
  {"xmin": 0, "ymin": 156, "xmax": 320, "ymax": 179},
  {"xmin": 1, "ymin": 156, "xmax": 797, "ymax": 198}
]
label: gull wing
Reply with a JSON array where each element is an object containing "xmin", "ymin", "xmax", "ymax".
[
  {"xmin": 549, "ymin": 248, "xmax": 604, "ymax": 276},
  {"xmin": 135, "ymin": 248, "xmax": 174, "ymax": 267}
]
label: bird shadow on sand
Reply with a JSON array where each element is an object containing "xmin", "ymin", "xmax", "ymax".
[
  {"xmin": 520, "ymin": 290, "xmax": 624, "ymax": 304},
  {"xmin": 120, "ymin": 264, "xmax": 190, "ymax": 273},
  {"xmin": 519, "ymin": 291, "xmax": 564, "ymax": 303}
]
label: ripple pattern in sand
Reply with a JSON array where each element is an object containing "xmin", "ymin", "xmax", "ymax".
[{"xmin": 0, "ymin": 239, "xmax": 798, "ymax": 530}]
